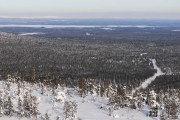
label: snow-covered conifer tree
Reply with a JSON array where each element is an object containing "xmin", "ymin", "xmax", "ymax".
[
  {"xmin": 78, "ymin": 78, "xmax": 86, "ymax": 97},
  {"xmin": 17, "ymin": 97, "xmax": 24, "ymax": 117},
  {"xmin": 146, "ymin": 90, "xmax": 159, "ymax": 117},
  {"xmin": 6, "ymin": 96, "xmax": 13, "ymax": 116},
  {"xmin": 164, "ymin": 98, "xmax": 178, "ymax": 119},
  {"xmin": 63, "ymin": 101, "xmax": 77, "ymax": 119},
  {"xmin": 31, "ymin": 96, "xmax": 39, "ymax": 118},
  {"xmin": 0, "ymin": 98, "xmax": 3, "ymax": 116}
]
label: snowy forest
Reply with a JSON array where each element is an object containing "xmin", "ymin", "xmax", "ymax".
[
  {"xmin": 0, "ymin": 21, "xmax": 180, "ymax": 120},
  {"xmin": 0, "ymin": 73, "xmax": 179, "ymax": 120}
]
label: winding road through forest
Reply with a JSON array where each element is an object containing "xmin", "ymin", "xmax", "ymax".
[{"xmin": 133, "ymin": 59, "xmax": 164, "ymax": 93}]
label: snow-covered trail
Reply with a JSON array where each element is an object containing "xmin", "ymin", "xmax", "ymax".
[{"xmin": 134, "ymin": 59, "xmax": 164, "ymax": 92}]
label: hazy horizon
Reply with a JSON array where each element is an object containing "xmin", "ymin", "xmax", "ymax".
[{"xmin": 0, "ymin": 0, "xmax": 180, "ymax": 19}]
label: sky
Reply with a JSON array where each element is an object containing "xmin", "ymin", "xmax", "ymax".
[{"xmin": 0, "ymin": 0, "xmax": 180, "ymax": 19}]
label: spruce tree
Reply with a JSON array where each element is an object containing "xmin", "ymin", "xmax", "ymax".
[
  {"xmin": 78, "ymin": 77, "xmax": 85, "ymax": 97},
  {"xmin": 165, "ymin": 98, "xmax": 178, "ymax": 119},
  {"xmin": 6, "ymin": 96, "xmax": 13, "ymax": 116},
  {"xmin": 31, "ymin": 96, "xmax": 39, "ymax": 118},
  {"xmin": 0, "ymin": 98, "xmax": 3, "ymax": 116},
  {"xmin": 63, "ymin": 101, "xmax": 77, "ymax": 119},
  {"xmin": 17, "ymin": 97, "xmax": 24, "ymax": 117}
]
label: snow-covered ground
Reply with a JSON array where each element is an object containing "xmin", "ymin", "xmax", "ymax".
[
  {"xmin": 0, "ymin": 79, "xmax": 160, "ymax": 120},
  {"xmin": 74, "ymin": 95, "xmax": 155, "ymax": 120},
  {"xmin": 19, "ymin": 32, "xmax": 44, "ymax": 36}
]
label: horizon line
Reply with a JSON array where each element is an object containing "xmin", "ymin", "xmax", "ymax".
[{"xmin": 0, "ymin": 16, "xmax": 180, "ymax": 20}]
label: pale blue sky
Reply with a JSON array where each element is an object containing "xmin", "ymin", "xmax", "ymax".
[{"xmin": 0, "ymin": 0, "xmax": 180, "ymax": 18}]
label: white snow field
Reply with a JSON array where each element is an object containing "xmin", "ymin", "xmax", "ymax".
[
  {"xmin": 74, "ymin": 96, "xmax": 155, "ymax": 120},
  {"xmin": 19, "ymin": 32, "xmax": 44, "ymax": 36}
]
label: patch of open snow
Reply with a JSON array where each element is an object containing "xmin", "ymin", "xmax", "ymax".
[
  {"xmin": 86, "ymin": 32, "xmax": 91, "ymax": 36},
  {"xmin": 172, "ymin": 30, "xmax": 180, "ymax": 32},
  {"xmin": 140, "ymin": 53, "xmax": 148, "ymax": 56},
  {"xmin": 101, "ymin": 28, "xmax": 113, "ymax": 30},
  {"xmin": 19, "ymin": 32, "xmax": 44, "ymax": 36},
  {"xmin": 113, "ymin": 114, "xmax": 119, "ymax": 118}
]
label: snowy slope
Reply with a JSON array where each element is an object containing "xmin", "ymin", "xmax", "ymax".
[{"xmin": 0, "ymin": 79, "xmax": 160, "ymax": 120}]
